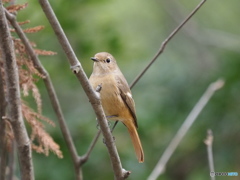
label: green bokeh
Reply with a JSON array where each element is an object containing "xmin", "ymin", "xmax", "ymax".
[{"xmin": 13, "ymin": 0, "xmax": 240, "ymax": 179}]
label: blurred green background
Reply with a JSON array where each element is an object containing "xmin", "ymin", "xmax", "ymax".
[{"xmin": 15, "ymin": 0, "xmax": 240, "ymax": 179}]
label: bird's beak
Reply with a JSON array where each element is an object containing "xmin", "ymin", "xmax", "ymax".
[{"xmin": 91, "ymin": 57, "xmax": 99, "ymax": 62}]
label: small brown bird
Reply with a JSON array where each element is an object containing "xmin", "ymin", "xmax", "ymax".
[{"xmin": 89, "ymin": 52, "xmax": 144, "ymax": 163}]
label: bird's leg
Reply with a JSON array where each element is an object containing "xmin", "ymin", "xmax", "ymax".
[
  {"xmin": 111, "ymin": 121, "xmax": 119, "ymax": 133},
  {"xmin": 102, "ymin": 116, "xmax": 118, "ymax": 145},
  {"xmin": 105, "ymin": 115, "xmax": 118, "ymax": 132}
]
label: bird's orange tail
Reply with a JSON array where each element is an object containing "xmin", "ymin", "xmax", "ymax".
[{"xmin": 126, "ymin": 122, "xmax": 144, "ymax": 163}]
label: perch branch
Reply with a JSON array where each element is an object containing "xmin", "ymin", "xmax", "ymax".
[
  {"xmin": 147, "ymin": 79, "xmax": 224, "ymax": 180},
  {"xmin": 38, "ymin": 0, "xmax": 128, "ymax": 179},
  {"xmin": 204, "ymin": 129, "xmax": 215, "ymax": 180},
  {"xmin": 130, "ymin": 0, "xmax": 207, "ymax": 88},
  {"xmin": 0, "ymin": 1, "xmax": 34, "ymax": 179},
  {"xmin": 4, "ymin": 9, "xmax": 82, "ymax": 180}
]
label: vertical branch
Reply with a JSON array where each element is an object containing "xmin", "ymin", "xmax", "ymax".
[
  {"xmin": 147, "ymin": 79, "xmax": 224, "ymax": 180},
  {"xmin": 4, "ymin": 9, "xmax": 82, "ymax": 180},
  {"xmin": 0, "ymin": 1, "xmax": 34, "ymax": 180},
  {"xmin": 204, "ymin": 129, "xmax": 215, "ymax": 180}
]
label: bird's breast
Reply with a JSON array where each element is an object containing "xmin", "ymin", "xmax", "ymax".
[{"xmin": 89, "ymin": 74, "xmax": 128, "ymax": 121}]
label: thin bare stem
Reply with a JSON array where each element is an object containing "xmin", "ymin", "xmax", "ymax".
[
  {"xmin": 0, "ymin": 1, "xmax": 34, "ymax": 179},
  {"xmin": 4, "ymin": 8, "xmax": 82, "ymax": 180},
  {"xmin": 80, "ymin": 130, "xmax": 102, "ymax": 165},
  {"xmin": 38, "ymin": 0, "xmax": 127, "ymax": 179},
  {"xmin": 204, "ymin": 129, "xmax": 215, "ymax": 180},
  {"xmin": 147, "ymin": 79, "xmax": 224, "ymax": 180},
  {"xmin": 130, "ymin": 0, "xmax": 207, "ymax": 88}
]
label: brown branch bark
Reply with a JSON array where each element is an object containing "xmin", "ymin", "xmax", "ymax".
[
  {"xmin": 4, "ymin": 8, "xmax": 83, "ymax": 180},
  {"xmin": 0, "ymin": 43, "xmax": 7, "ymax": 180},
  {"xmin": 0, "ymin": 1, "xmax": 34, "ymax": 180},
  {"xmin": 38, "ymin": 0, "xmax": 127, "ymax": 179},
  {"xmin": 147, "ymin": 79, "xmax": 224, "ymax": 180}
]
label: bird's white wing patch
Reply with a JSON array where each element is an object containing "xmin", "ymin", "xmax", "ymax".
[{"xmin": 126, "ymin": 92, "xmax": 132, "ymax": 98}]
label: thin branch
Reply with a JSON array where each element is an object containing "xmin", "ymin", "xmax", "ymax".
[
  {"xmin": 204, "ymin": 129, "xmax": 215, "ymax": 180},
  {"xmin": 4, "ymin": 8, "xmax": 82, "ymax": 180},
  {"xmin": 0, "ymin": 43, "xmax": 7, "ymax": 180},
  {"xmin": 0, "ymin": 1, "xmax": 34, "ymax": 179},
  {"xmin": 147, "ymin": 79, "xmax": 224, "ymax": 180},
  {"xmin": 38, "ymin": 0, "xmax": 127, "ymax": 179},
  {"xmin": 130, "ymin": 0, "xmax": 207, "ymax": 88},
  {"xmin": 79, "ymin": 130, "xmax": 102, "ymax": 165}
]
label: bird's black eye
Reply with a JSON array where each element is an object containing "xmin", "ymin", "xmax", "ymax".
[{"xmin": 106, "ymin": 58, "xmax": 111, "ymax": 63}]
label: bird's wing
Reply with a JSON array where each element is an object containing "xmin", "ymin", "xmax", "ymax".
[{"xmin": 116, "ymin": 74, "xmax": 138, "ymax": 128}]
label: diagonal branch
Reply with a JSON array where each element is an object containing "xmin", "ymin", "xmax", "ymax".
[
  {"xmin": 147, "ymin": 79, "xmax": 224, "ymax": 180},
  {"xmin": 130, "ymin": 0, "xmax": 207, "ymax": 88},
  {"xmin": 4, "ymin": 8, "xmax": 82, "ymax": 180},
  {"xmin": 38, "ymin": 0, "xmax": 128, "ymax": 179},
  {"xmin": 0, "ymin": 1, "xmax": 34, "ymax": 180}
]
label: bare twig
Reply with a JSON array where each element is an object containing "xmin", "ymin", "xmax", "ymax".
[
  {"xmin": 79, "ymin": 130, "xmax": 102, "ymax": 165},
  {"xmin": 147, "ymin": 79, "xmax": 224, "ymax": 180},
  {"xmin": 204, "ymin": 129, "xmax": 215, "ymax": 180},
  {"xmin": 130, "ymin": 0, "xmax": 207, "ymax": 88},
  {"xmin": 4, "ymin": 8, "xmax": 82, "ymax": 180},
  {"xmin": 38, "ymin": 0, "xmax": 127, "ymax": 179},
  {"xmin": 0, "ymin": 1, "xmax": 34, "ymax": 179}
]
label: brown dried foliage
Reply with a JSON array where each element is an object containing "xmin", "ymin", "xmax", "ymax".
[
  {"xmin": 1, "ymin": 3, "xmax": 61, "ymax": 158},
  {"xmin": 18, "ymin": 20, "xmax": 30, "ymax": 25},
  {"xmin": 6, "ymin": 3, "xmax": 28, "ymax": 13},
  {"xmin": 1, "ymin": 119, "xmax": 14, "ymax": 152},
  {"xmin": 23, "ymin": 25, "xmax": 45, "ymax": 33},
  {"xmin": 34, "ymin": 49, "xmax": 57, "ymax": 56},
  {"xmin": 22, "ymin": 103, "xmax": 63, "ymax": 158}
]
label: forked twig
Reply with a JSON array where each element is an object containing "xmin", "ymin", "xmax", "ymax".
[
  {"xmin": 147, "ymin": 79, "xmax": 224, "ymax": 180},
  {"xmin": 204, "ymin": 129, "xmax": 215, "ymax": 180},
  {"xmin": 79, "ymin": 130, "xmax": 101, "ymax": 165}
]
